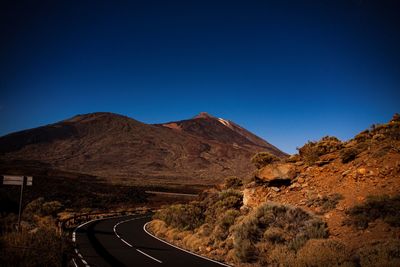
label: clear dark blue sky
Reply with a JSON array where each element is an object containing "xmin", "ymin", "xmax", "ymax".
[{"xmin": 1, "ymin": 0, "xmax": 399, "ymax": 154}]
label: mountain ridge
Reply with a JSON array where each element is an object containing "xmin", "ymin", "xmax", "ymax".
[{"xmin": 0, "ymin": 112, "xmax": 286, "ymax": 186}]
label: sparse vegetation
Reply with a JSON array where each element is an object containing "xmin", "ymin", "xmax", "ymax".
[
  {"xmin": 346, "ymin": 194, "xmax": 400, "ymax": 229},
  {"xmin": 154, "ymin": 203, "xmax": 204, "ymax": 231},
  {"xmin": 148, "ymin": 114, "xmax": 400, "ymax": 267},
  {"xmin": 224, "ymin": 176, "xmax": 243, "ymax": 189},
  {"xmin": 298, "ymin": 136, "xmax": 343, "ymax": 165},
  {"xmin": 0, "ymin": 198, "xmax": 72, "ymax": 267},
  {"xmin": 251, "ymin": 152, "xmax": 280, "ymax": 169},
  {"xmin": 0, "ymin": 228, "xmax": 70, "ymax": 267},
  {"xmin": 340, "ymin": 148, "xmax": 359, "ymax": 163},
  {"xmin": 232, "ymin": 203, "xmax": 328, "ymax": 262},
  {"xmin": 358, "ymin": 239, "xmax": 400, "ymax": 267},
  {"xmin": 295, "ymin": 239, "xmax": 356, "ymax": 267},
  {"xmin": 306, "ymin": 193, "xmax": 343, "ymax": 214}
]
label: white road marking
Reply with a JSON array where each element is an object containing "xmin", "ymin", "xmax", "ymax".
[
  {"xmin": 136, "ymin": 249, "xmax": 163, "ymax": 263},
  {"xmin": 113, "ymin": 216, "xmax": 163, "ymax": 263},
  {"xmin": 143, "ymin": 222, "xmax": 232, "ymax": 267},
  {"xmin": 119, "ymin": 237, "xmax": 133, "ymax": 247},
  {"xmin": 73, "ymin": 214, "xmax": 144, "ymax": 267}
]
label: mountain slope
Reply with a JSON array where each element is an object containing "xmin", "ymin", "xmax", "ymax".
[
  {"xmin": 160, "ymin": 112, "xmax": 285, "ymax": 157},
  {"xmin": 0, "ymin": 112, "xmax": 286, "ymax": 186}
]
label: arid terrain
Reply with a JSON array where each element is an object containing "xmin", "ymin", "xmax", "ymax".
[
  {"xmin": 148, "ymin": 114, "xmax": 400, "ymax": 266},
  {"xmin": 0, "ymin": 112, "xmax": 285, "ymax": 189}
]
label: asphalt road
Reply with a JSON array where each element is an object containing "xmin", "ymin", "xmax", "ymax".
[{"xmin": 73, "ymin": 214, "xmax": 230, "ymax": 267}]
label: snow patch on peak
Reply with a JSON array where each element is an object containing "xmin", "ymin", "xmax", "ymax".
[{"xmin": 218, "ymin": 118, "xmax": 231, "ymax": 127}]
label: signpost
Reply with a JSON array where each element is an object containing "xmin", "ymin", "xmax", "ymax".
[{"xmin": 1, "ymin": 175, "xmax": 33, "ymax": 230}]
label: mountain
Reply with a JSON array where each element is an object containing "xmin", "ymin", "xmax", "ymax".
[{"xmin": 0, "ymin": 112, "xmax": 286, "ymax": 187}]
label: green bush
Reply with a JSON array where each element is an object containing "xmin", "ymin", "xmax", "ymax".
[
  {"xmin": 346, "ymin": 194, "xmax": 400, "ymax": 229},
  {"xmin": 251, "ymin": 152, "xmax": 280, "ymax": 169}
]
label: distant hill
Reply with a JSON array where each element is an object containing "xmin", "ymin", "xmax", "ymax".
[{"xmin": 0, "ymin": 112, "xmax": 286, "ymax": 187}]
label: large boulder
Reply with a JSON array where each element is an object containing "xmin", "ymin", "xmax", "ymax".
[{"xmin": 256, "ymin": 163, "xmax": 296, "ymax": 183}]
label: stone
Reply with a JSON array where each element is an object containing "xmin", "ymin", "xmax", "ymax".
[
  {"xmin": 341, "ymin": 170, "xmax": 351, "ymax": 177},
  {"xmin": 270, "ymin": 187, "xmax": 280, "ymax": 192},
  {"xmin": 297, "ymin": 177, "xmax": 305, "ymax": 184},
  {"xmin": 357, "ymin": 168, "xmax": 367, "ymax": 175},
  {"xmin": 256, "ymin": 163, "xmax": 295, "ymax": 182},
  {"xmin": 315, "ymin": 160, "xmax": 331, "ymax": 166}
]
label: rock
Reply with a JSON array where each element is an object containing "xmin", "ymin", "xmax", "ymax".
[
  {"xmin": 256, "ymin": 163, "xmax": 296, "ymax": 182},
  {"xmin": 295, "ymin": 161, "xmax": 304, "ymax": 166},
  {"xmin": 302, "ymin": 183, "xmax": 309, "ymax": 188},
  {"xmin": 315, "ymin": 160, "xmax": 331, "ymax": 166},
  {"xmin": 341, "ymin": 170, "xmax": 351, "ymax": 177},
  {"xmin": 297, "ymin": 177, "xmax": 305, "ymax": 184},
  {"xmin": 289, "ymin": 183, "xmax": 301, "ymax": 189},
  {"xmin": 242, "ymin": 188, "xmax": 254, "ymax": 206},
  {"xmin": 270, "ymin": 187, "xmax": 280, "ymax": 192},
  {"xmin": 357, "ymin": 168, "xmax": 367, "ymax": 175}
]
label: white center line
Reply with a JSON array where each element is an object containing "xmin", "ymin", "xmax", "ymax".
[
  {"xmin": 113, "ymin": 216, "xmax": 162, "ymax": 264},
  {"xmin": 136, "ymin": 249, "xmax": 163, "ymax": 263},
  {"xmin": 119, "ymin": 237, "xmax": 133, "ymax": 247}
]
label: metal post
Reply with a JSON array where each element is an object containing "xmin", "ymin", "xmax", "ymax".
[{"xmin": 17, "ymin": 176, "xmax": 26, "ymax": 231}]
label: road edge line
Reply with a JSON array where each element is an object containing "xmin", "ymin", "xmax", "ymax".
[
  {"xmin": 143, "ymin": 222, "xmax": 232, "ymax": 267},
  {"xmin": 72, "ymin": 214, "xmax": 142, "ymax": 267}
]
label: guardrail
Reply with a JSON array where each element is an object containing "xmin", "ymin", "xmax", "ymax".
[{"xmin": 57, "ymin": 207, "xmax": 151, "ymax": 235}]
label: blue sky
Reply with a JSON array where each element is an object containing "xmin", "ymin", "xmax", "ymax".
[{"xmin": 1, "ymin": 0, "xmax": 399, "ymax": 154}]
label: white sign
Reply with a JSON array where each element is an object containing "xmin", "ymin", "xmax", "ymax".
[{"xmin": 2, "ymin": 175, "xmax": 32, "ymax": 186}]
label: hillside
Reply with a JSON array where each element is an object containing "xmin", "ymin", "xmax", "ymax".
[
  {"xmin": 0, "ymin": 112, "xmax": 286, "ymax": 187},
  {"xmin": 148, "ymin": 114, "xmax": 400, "ymax": 266}
]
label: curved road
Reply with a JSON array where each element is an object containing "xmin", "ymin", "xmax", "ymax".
[{"xmin": 73, "ymin": 214, "xmax": 230, "ymax": 267}]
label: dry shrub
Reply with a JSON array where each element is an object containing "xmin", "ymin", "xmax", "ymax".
[
  {"xmin": 346, "ymin": 194, "xmax": 400, "ymax": 229},
  {"xmin": 23, "ymin": 198, "xmax": 63, "ymax": 221},
  {"xmin": 251, "ymin": 152, "xmax": 280, "ymax": 169},
  {"xmin": 224, "ymin": 176, "xmax": 243, "ymax": 189},
  {"xmin": 231, "ymin": 203, "xmax": 328, "ymax": 263},
  {"xmin": 154, "ymin": 202, "xmax": 204, "ymax": 230},
  {"xmin": 268, "ymin": 245, "xmax": 296, "ymax": 267},
  {"xmin": 298, "ymin": 136, "xmax": 342, "ymax": 165},
  {"xmin": 306, "ymin": 193, "xmax": 343, "ymax": 214},
  {"xmin": 147, "ymin": 219, "xmax": 168, "ymax": 238},
  {"xmin": 0, "ymin": 228, "xmax": 70, "ymax": 267},
  {"xmin": 340, "ymin": 148, "xmax": 359, "ymax": 163},
  {"xmin": 213, "ymin": 209, "xmax": 240, "ymax": 240},
  {"xmin": 358, "ymin": 239, "xmax": 400, "ymax": 267},
  {"xmin": 182, "ymin": 233, "xmax": 205, "ymax": 252},
  {"xmin": 296, "ymin": 239, "xmax": 356, "ymax": 267},
  {"xmin": 204, "ymin": 190, "xmax": 242, "ymax": 225}
]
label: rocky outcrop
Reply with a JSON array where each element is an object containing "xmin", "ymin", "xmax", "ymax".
[{"xmin": 255, "ymin": 163, "xmax": 297, "ymax": 183}]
